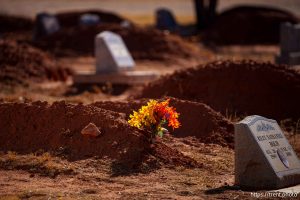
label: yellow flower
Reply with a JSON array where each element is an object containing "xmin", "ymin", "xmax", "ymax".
[
  {"xmin": 128, "ymin": 99, "xmax": 180, "ymax": 137},
  {"xmin": 128, "ymin": 100, "xmax": 158, "ymax": 129}
]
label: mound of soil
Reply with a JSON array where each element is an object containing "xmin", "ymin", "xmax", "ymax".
[
  {"xmin": 0, "ymin": 14, "xmax": 33, "ymax": 33},
  {"xmin": 55, "ymin": 10, "xmax": 127, "ymax": 28},
  {"xmin": 136, "ymin": 60, "xmax": 300, "ymax": 121},
  {"xmin": 92, "ymin": 98, "xmax": 234, "ymax": 148},
  {"xmin": 0, "ymin": 39, "xmax": 72, "ymax": 85},
  {"xmin": 34, "ymin": 24, "xmax": 203, "ymax": 60},
  {"xmin": 0, "ymin": 101, "xmax": 200, "ymax": 168},
  {"xmin": 203, "ymin": 6, "xmax": 299, "ymax": 45}
]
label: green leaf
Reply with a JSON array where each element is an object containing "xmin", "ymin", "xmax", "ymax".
[{"xmin": 157, "ymin": 130, "xmax": 164, "ymax": 138}]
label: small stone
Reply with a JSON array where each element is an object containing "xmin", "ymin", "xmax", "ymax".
[{"xmin": 81, "ymin": 123, "xmax": 101, "ymax": 137}]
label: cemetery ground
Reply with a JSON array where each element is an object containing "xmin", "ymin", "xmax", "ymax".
[
  {"xmin": 1, "ymin": 2, "xmax": 300, "ymax": 200},
  {"xmin": 1, "ymin": 49, "xmax": 300, "ymax": 200}
]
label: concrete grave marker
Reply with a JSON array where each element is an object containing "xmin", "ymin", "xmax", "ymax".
[
  {"xmin": 235, "ymin": 115, "xmax": 300, "ymax": 189},
  {"xmin": 156, "ymin": 8, "xmax": 179, "ymax": 32},
  {"xmin": 34, "ymin": 12, "xmax": 60, "ymax": 39},
  {"xmin": 95, "ymin": 31, "xmax": 135, "ymax": 73},
  {"xmin": 276, "ymin": 22, "xmax": 300, "ymax": 65}
]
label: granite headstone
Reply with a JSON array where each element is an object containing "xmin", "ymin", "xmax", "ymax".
[{"xmin": 235, "ymin": 115, "xmax": 300, "ymax": 189}]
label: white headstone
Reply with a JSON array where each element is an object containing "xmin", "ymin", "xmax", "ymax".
[
  {"xmin": 235, "ymin": 115, "xmax": 300, "ymax": 189},
  {"xmin": 95, "ymin": 31, "xmax": 135, "ymax": 74}
]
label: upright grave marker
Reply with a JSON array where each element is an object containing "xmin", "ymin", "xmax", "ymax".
[
  {"xmin": 95, "ymin": 31, "xmax": 135, "ymax": 73},
  {"xmin": 156, "ymin": 8, "xmax": 179, "ymax": 32},
  {"xmin": 235, "ymin": 115, "xmax": 300, "ymax": 189},
  {"xmin": 276, "ymin": 22, "xmax": 300, "ymax": 65},
  {"xmin": 34, "ymin": 12, "xmax": 60, "ymax": 39}
]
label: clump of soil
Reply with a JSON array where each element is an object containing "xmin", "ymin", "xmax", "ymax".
[
  {"xmin": 202, "ymin": 6, "xmax": 299, "ymax": 45},
  {"xmin": 92, "ymin": 97, "xmax": 234, "ymax": 148},
  {"xmin": 34, "ymin": 24, "xmax": 204, "ymax": 61},
  {"xmin": 55, "ymin": 10, "xmax": 127, "ymax": 27},
  {"xmin": 0, "ymin": 101, "xmax": 200, "ymax": 168},
  {"xmin": 136, "ymin": 60, "xmax": 300, "ymax": 121},
  {"xmin": 0, "ymin": 39, "xmax": 73, "ymax": 85},
  {"xmin": 0, "ymin": 14, "xmax": 33, "ymax": 33}
]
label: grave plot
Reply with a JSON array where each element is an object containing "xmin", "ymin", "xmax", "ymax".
[
  {"xmin": 202, "ymin": 6, "xmax": 299, "ymax": 45},
  {"xmin": 92, "ymin": 97, "xmax": 234, "ymax": 148},
  {"xmin": 33, "ymin": 24, "xmax": 208, "ymax": 61},
  {"xmin": 0, "ymin": 39, "xmax": 73, "ymax": 86},
  {"xmin": 0, "ymin": 101, "xmax": 200, "ymax": 168},
  {"xmin": 136, "ymin": 60, "xmax": 300, "ymax": 121}
]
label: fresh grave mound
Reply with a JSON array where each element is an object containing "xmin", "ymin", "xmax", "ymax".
[
  {"xmin": 0, "ymin": 14, "xmax": 33, "ymax": 33},
  {"xmin": 202, "ymin": 6, "xmax": 299, "ymax": 45},
  {"xmin": 136, "ymin": 60, "xmax": 300, "ymax": 121},
  {"xmin": 0, "ymin": 101, "xmax": 199, "ymax": 168},
  {"xmin": 34, "ymin": 24, "xmax": 204, "ymax": 60},
  {"xmin": 55, "ymin": 10, "xmax": 128, "ymax": 28},
  {"xmin": 0, "ymin": 39, "xmax": 73, "ymax": 85},
  {"xmin": 92, "ymin": 98, "xmax": 234, "ymax": 148}
]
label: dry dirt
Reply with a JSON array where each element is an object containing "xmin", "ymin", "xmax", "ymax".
[
  {"xmin": 136, "ymin": 60, "xmax": 300, "ymax": 121},
  {"xmin": 0, "ymin": 39, "xmax": 73, "ymax": 86},
  {"xmin": 1, "ymin": 6, "xmax": 300, "ymax": 200}
]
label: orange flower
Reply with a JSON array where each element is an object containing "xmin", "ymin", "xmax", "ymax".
[
  {"xmin": 128, "ymin": 99, "xmax": 180, "ymax": 138},
  {"xmin": 154, "ymin": 99, "xmax": 180, "ymax": 129}
]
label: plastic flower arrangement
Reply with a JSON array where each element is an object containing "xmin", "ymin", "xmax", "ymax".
[{"xmin": 128, "ymin": 99, "xmax": 180, "ymax": 139}]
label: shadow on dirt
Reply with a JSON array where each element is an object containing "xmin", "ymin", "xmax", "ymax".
[{"xmin": 204, "ymin": 185, "xmax": 241, "ymax": 194}]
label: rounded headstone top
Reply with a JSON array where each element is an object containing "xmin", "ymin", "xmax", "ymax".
[
  {"xmin": 238, "ymin": 115, "xmax": 276, "ymax": 125},
  {"xmin": 96, "ymin": 31, "xmax": 120, "ymax": 39}
]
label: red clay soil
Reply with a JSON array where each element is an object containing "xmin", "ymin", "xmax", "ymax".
[
  {"xmin": 34, "ymin": 24, "xmax": 202, "ymax": 60},
  {"xmin": 0, "ymin": 14, "xmax": 33, "ymax": 33},
  {"xmin": 0, "ymin": 39, "xmax": 73, "ymax": 85},
  {"xmin": 136, "ymin": 60, "xmax": 300, "ymax": 121},
  {"xmin": 202, "ymin": 6, "xmax": 299, "ymax": 45},
  {"xmin": 55, "ymin": 10, "xmax": 127, "ymax": 28},
  {"xmin": 92, "ymin": 98, "xmax": 234, "ymax": 148},
  {"xmin": 0, "ymin": 101, "xmax": 200, "ymax": 168}
]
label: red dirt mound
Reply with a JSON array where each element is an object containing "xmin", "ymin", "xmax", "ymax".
[
  {"xmin": 202, "ymin": 6, "xmax": 299, "ymax": 45},
  {"xmin": 0, "ymin": 101, "xmax": 200, "ymax": 168},
  {"xmin": 0, "ymin": 14, "xmax": 33, "ymax": 33},
  {"xmin": 0, "ymin": 39, "xmax": 73, "ymax": 85},
  {"xmin": 55, "ymin": 10, "xmax": 127, "ymax": 27},
  {"xmin": 136, "ymin": 60, "xmax": 300, "ymax": 121},
  {"xmin": 92, "ymin": 98, "xmax": 234, "ymax": 148},
  {"xmin": 34, "ymin": 24, "xmax": 204, "ymax": 60}
]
